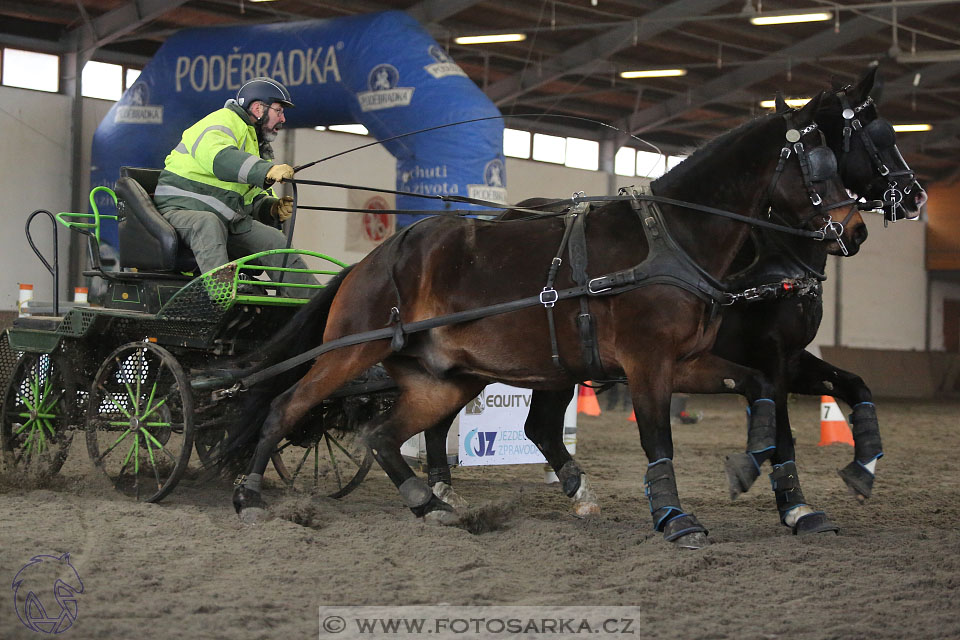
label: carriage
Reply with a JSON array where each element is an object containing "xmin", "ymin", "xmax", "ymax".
[{"xmin": 0, "ymin": 167, "xmax": 386, "ymax": 503}]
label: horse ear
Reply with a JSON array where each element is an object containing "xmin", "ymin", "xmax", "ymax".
[
  {"xmin": 829, "ymin": 76, "xmax": 844, "ymax": 92},
  {"xmin": 857, "ymin": 65, "xmax": 880, "ymax": 101},
  {"xmin": 796, "ymin": 91, "xmax": 823, "ymax": 121},
  {"xmin": 774, "ymin": 91, "xmax": 790, "ymax": 113}
]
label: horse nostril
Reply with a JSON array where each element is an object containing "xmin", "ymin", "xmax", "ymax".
[
  {"xmin": 915, "ymin": 190, "xmax": 928, "ymax": 209},
  {"xmin": 856, "ymin": 224, "xmax": 868, "ymax": 245}
]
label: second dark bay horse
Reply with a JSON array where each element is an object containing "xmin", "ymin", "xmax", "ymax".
[
  {"xmin": 229, "ymin": 95, "xmax": 863, "ymax": 548},
  {"xmin": 422, "ymin": 69, "xmax": 923, "ymax": 535}
]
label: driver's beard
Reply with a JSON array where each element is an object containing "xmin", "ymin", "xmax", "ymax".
[{"xmin": 256, "ymin": 124, "xmax": 278, "ymax": 160}]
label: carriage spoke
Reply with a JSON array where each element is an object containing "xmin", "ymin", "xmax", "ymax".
[
  {"xmin": 327, "ymin": 433, "xmax": 365, "ymax": 468},
  {"xmin": 324, "ymin": 434, "xmax": 344, "ymax": 490},
  {"xmin": 94, "ymin": 428, "xmax": 134, "ymax": 464},
  {"xmin": 139, "ymin": 397, "xmax": 169, "ymax": 422},
  {"xmin": 99, "ymin": 385, "xmax": 133, "ymax": 419},
  {"xmin": 142, "ymin": 430, "xmax": 163, "ymax": 490},
  {"xmin": 289, "ymin": 445, "xmax": 313, "ymax": 484}
]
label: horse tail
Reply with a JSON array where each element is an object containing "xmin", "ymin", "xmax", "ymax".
[{"xmin": 214, "ymin": 264, "xmax": 355, "ymax": 472}]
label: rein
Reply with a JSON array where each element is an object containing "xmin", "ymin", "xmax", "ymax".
[{"xmin": 285, "ymin": 178, "xmax": 843, "ymax": 242}]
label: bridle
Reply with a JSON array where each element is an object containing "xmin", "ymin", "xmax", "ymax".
[
  {"xmin": 836, "ymin": 92, "xmax": 922, "ymax": 223},
  {"xmin": 766, "ymin": 112, "xmax": 857, "ymax": 255}
]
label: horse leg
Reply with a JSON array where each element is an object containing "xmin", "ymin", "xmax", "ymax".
[
  {"xmin": 233, "ymin": 341, "xmax": 389, "ymax": 522},
  {"xmin": 671, "ymin": 352, "xmax": 780, "ymax": 501},
  {"xmin": 423, "ymin": 415, "xmax": 469, "ymax": 509},
  {"xmin": 523, "ymin": 388, "xmax": 600, "ymax": 517},
  {"xmin": 628, "ymin": 364, "xmax": 709, "ymax": 549},
  {"xmin": 766, "ymin": 383, "xmax": 840, "ymax": 535},
  {"xmin": 368, "ymin": 363, "xmax": 485, "ymax": 525},
  {"xmin": 788, "ymin": 350, "xmax": 881, "ymax": 501}
]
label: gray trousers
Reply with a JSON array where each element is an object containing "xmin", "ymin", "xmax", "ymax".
[{"xmin": 162, "ymin": 209, "xmax": 320, "ymax": 297}]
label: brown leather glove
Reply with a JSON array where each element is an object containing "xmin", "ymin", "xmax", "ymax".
[
  {"xmin": 265, "ymin": 163, "xmax": 294, "ymax": 186},
  {"xmin": 270, "ymin": 196, "xmax": 294, "ymax": 223}
]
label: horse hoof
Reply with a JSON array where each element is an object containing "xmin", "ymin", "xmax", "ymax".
[
  {"xmin": 239, "ymin": 507, "xmax": 269, "ymax": 525},
  {"xmin": 671, "ymin": 531, "xmax": 710, "ymax": 550},
  {"xmin": 724, "ymin": 452, "xmax": 760, "ymax": 500},
  {"xmin": 432, "ymin": 482, "xmax": 468, "ymax": 510},
  {"xmin": 837, "ymin": 462, "xmax": 873, "ymax": 502},
  {"xmin": 423, "ymin": 509, "xmax": 460, "ymax": 526},
  {"xmin": 574, "ymin": 501, "xmax": 601, "ymax": 518},
  {"xmin": 233, "ymin": 486, "xmax": 265, "ymax": 514},
  {"xmin": 793, "ymin": 511, "xmax": 840, "ymax": 536},
  {"xmin": 663, "ymin": 513, "xmax": 709, "ymax": 549}
]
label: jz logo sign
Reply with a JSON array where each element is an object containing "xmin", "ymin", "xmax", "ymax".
[{"xmin": 463, "ymin": 429, "xmax": 497, "ymax": 457}]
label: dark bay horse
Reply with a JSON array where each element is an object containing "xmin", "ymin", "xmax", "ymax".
[
  {"xmin": 229, "ymin": 95, "xmax": 864, "ymax": 547},
  {"xmin": 422, "ymin": 68, "xmax": 924, "ymax": 533}
]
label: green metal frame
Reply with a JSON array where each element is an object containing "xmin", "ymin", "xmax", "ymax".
[
  {"xmin": 233, "ymin": 249, "xmax": 349, "ymax": 305},
  {"xmin": 19, "ymin": 186, "xmax": 352, "ymax": 349},
  {"xmin": 55, "ymin": 186, "xmax": 118, "ymax": 243}
]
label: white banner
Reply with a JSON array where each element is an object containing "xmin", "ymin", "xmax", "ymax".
[{"xmin": 458, "ymin": 384, "xmax": 576, "ymax": 466}]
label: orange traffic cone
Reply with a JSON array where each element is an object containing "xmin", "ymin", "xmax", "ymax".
[
  {"xmin": 577, "ymin": 384, "xmax": 601, "ymax": 416},
  {"xmin": 818, "ymin": 396, "xmax": 854, "ymax": 446}
]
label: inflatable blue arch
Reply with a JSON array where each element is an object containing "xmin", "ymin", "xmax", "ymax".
[{"xmin": 90, "ymin": 10, "xmax": 505, "ymax": 245}]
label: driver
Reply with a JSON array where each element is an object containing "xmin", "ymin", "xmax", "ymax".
[{"xmin": 153, "ymin": 76, "xmax": 319, "ymax": 295}]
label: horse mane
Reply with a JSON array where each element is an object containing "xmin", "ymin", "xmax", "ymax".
[{"xmin": 651, "ymin": 111, "xmax": 780, "ymax": 194}]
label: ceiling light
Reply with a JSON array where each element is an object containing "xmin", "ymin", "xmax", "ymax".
[
  {"xmin": 248, "ymin": 0, "xmax": 279, "ymax": 3},
  {"xmin": 896, "ymin": 50, "xmax": 960, "ymax": 64},
  {"xmin": 620, "ymin": 69, "xmax": 687, "ymax": 79},
  {"xmin": 892, "ymin": 124, "xmax": 932, "ymax": 132},
  {"xmin": 759, "ymin": 97, "xmax": 811, "ymax": 109},
  {"xmin": 750, "ymin": 12, "xmax": 832, "ymax": 25},
  {"xmin": 454, "ymin": 33, "xmax": 526, "ymax": 45}
]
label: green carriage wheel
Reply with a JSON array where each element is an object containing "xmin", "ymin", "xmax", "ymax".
[
  {"xmin": 271, "ymin": 427, "xmax": 373, "ymax": 499},
  {"xmin": 85, "ymin": 342, "xmax": 194, "ymax": 502},
  {"xmin": 0, "ymin": 351, "xmax": 73, "ymax": 475}
]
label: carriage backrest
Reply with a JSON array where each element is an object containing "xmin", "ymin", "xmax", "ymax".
[{"xmin": 116, "ymin": 167, "xmax": 197, "ymax": 273}]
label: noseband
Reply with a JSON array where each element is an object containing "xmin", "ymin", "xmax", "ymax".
[{"xmin": 837, "ymin": 93, "xmax": 922, "ymax": 223}]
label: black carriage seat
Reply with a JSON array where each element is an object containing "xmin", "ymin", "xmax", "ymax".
[{"xmin": 115, "ymin": 167, "xmax": 198, "ymax": 273}]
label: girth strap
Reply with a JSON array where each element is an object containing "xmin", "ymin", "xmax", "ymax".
[
  {"xmin": 543, "ymin": 211, "xmax": 578, "ymax": 373},
  {"xmin": 568, "ymin": 211, "xmax": 608, "ymax": 380}
]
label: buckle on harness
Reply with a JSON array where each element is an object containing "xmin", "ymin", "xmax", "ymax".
[
  {"xmin": 540, "ymin": 288, "xmax": 559, "ymax": 308},
  {"xmin": 587, "ymin": 277, "xmax": 611, "ymax": 294}
]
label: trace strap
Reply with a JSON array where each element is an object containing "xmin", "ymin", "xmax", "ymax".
[{"xmin": 241, "ymin": 260, "xmax": 674, "ymax": 390}]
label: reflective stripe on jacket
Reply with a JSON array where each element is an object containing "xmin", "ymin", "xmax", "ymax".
[{"xmin": 154, "ymin": 100, "xmax": 274, "ymax": 222}]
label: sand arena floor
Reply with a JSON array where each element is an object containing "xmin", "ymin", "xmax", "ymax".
[{"xmin": 1, "ymin": 394, "xmax": 958, "ymax": 639}]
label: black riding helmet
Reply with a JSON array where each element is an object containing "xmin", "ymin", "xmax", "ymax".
[{"xmin": 236, "ymin": 77, "xmax": 295, "ymax": 110}]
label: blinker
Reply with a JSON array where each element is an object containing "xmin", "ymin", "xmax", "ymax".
[
  {"xmin": 806, "ymin": 147, "xmax": 838, "ymax": 182},
  {"xmin": 865, "ymin": 118, "xmax": 896, "ymax": 149}
]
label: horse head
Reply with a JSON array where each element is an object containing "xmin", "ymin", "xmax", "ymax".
[
  {"xmin": 766, "ymin": 93, "xmax": 865, "ymax": 257},
  {"xmin": 818, "ymin": 66, "xmax": 927, "ymax": 224}
]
